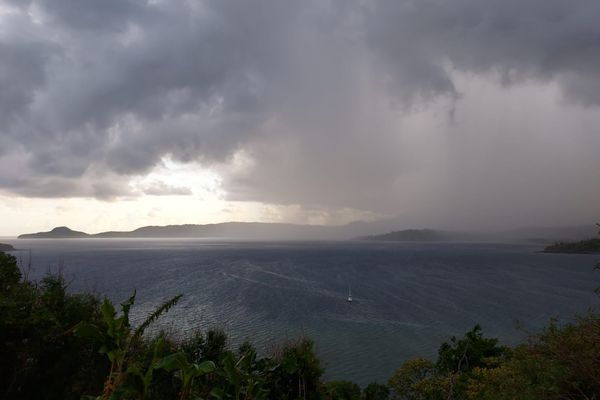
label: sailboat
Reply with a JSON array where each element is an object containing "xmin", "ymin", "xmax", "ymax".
[{"xmin": 347, "ymin": 285, "xmax": 353, "ymax": 302}]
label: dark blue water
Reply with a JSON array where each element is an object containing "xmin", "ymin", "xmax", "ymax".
[{"xmin": 4, "ymin": 239, "xmax": 599, "ymax": 385}]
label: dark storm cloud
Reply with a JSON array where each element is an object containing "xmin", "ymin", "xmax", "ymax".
[
  {"xmin": 365, "ymin": 0, "xmax": 600, "ymax": 105},
  {"xmin": 34, "ymin": 0, "xmax": 146, "ymax": 32},
  {"xmin": 0, "ymin": 0, "xmax": 599, "ymax": 228},
  {"xmin": 0, "ymin": 29, "xmax": 58, "ymax": 126},
  {"xmin": 1, "ymin": 0, "xmax": 298, "ymax": 188}
]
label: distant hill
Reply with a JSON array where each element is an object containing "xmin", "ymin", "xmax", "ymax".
[
  {"xmin": 358, "ymin": 225, "xmax": 600, "ymax": 243},
  {"xmin": 19, "ymin": 223, "xmax": 339, "ymax": 240},
  {"xmin": 543, "ymin": 238, "xmax": 600, "ymax": 254},
  {"xmin": 17, "ymin": 222, "xmax": 599, "ymax": 242},
  {"xmin": 18, "ymin": 217, "xmax": 433, "ymax": 241},
  {"xmin": 95, "ymin": 222, "xmax": 339, "ymax": 239},
  {"xmin": 18, "ymin": 226, "xmax": 90, "ymax": 239},
  {"xmin": 18, "ymin": 225, "xmax": 468, "ymax": 241},
  {"xmin": 360, "ymin": 229, "xmax": 458, "ymax": 242},
  {"xmin": 0, "ymin": 243, "xmax": 15, "ymax": 251}
]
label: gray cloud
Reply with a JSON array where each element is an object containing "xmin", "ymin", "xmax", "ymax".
[
  {"xmin": 365, "ymin": 0, "xmax": 600, "ymax": 105},
  {"xmin": 0, "ymin": 0, "xmax": 599, "ymax": 229},
  {"xmin": 0, "ymin": 31, "xmax": 58, "ymax": 126}
]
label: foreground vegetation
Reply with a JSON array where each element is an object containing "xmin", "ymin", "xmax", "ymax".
[{"xmin": 1, "ymin": 250, "xmax": 599, "ymax": 399}]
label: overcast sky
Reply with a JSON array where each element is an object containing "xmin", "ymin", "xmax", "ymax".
[{"xmin": 1, "ymin": 0, "xmax": 599, "ymax": 236}]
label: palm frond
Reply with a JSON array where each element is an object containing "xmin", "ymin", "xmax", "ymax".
[{"xmin": 132, "ymin": 294, "xmax": 182, "ymax": 340}]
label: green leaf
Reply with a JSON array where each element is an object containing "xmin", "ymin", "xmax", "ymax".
[
  {"xmin": 222, "ymin": 352, "xmax": 242, "ymax": 386},
  {"xmin": 125, "ymin": 365, "xmax": 144, "ymax": 380},
  {"xmin": 119, "ymin": 291, "xmax": 136, "ymax": 327},
  {"xmin": 101, "ymin": 298, "xmax": 116, "ymax": 326},
  {"xmin": 157, "ymin": 351, "xmax": 188, "ymax": 372},
  {"xmin": 73, "ymin": 321, "xmax": 104, "ymax": 343},
  {"xmin": 192, "ymin": 360, "xmax": 216, "ymax": 377},
  {"xmin": 209, "ymin": 387, "xmax": 225, "ymax": 399},
  {"xmin": 151, "ymin": 336, "xmax": 167, "ymax": 361}
]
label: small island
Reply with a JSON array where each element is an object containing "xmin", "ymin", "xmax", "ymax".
[
  {"xmin": 360, "ymin": 229, "xmax": 451, "ymax": 241},
  {"xmin": 543, "ymin": 238, "xmax": 600, "ymax": 254},
  {"xmin": 0, "ymin": 243, "xmax": 15, "ymax": 251}
]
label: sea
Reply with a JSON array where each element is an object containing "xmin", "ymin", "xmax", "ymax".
[{"xmin": 3, "ymin": 238, "xmax": 599, "ymax": 385}]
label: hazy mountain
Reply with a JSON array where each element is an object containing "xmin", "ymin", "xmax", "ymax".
[
  {"xmin": 19, "ymin": 223, "xmax": 341, "ymax": 240},
  {"xmin": 18, "ymin": 226, "xmax": 90, "ymax": 239},
  {"xmin": 17, "ymin": 220, "xmax": 412, "ymax": 240},
  {"xmin": 361, "ymin": 229, "xmax": 458, "ymax": 242},
  {"xmin": 17, "ymin": 221, "xmax": 598, "ymax": 242},
  {"xmin": 93, "ymin": 222, "xmax": 338, "ymax": 240}
]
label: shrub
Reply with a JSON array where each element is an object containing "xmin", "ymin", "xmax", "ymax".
[
  {"xmin": 0, "ymin": 251, "xmax": 108, "ymax": 400},
  {"xmin": 362, "ymin": 382, "xmax": 389, "ymax": 400},
  {"xmin": 322, "ymin": 380, "xmax": 361, "ymax": 400}
]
